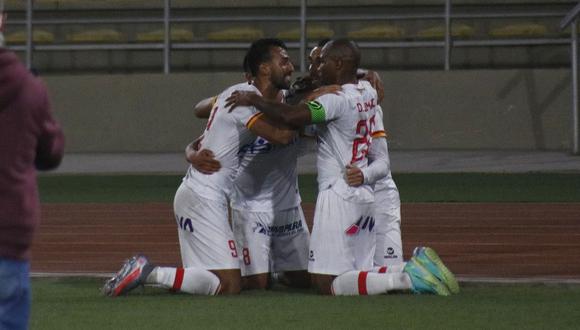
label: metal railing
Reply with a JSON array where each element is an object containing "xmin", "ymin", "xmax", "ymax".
[
  {"xmin": 2, "ymin": 1, "xmax": 573, "ymax": 72},
  {"xmin": 2, "ymin": 0, "xmax": 579, "ymax": 154},
  {"xmin": 561, "ymin": 2, "xmax": 580, "ymax": 155}
]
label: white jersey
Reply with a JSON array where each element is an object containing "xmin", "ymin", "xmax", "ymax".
[
  {"xmin": 231, "ymin": 136, "xmax": 301, "ymax": 212},
  {"xmin": 183, "ymin": 82, "xmax": 261, "ymax": 202},
  {"xmin": 371, "ymin": 107, "xmax": 400, "ymax": 208},
  {"xmin": 313, "ymin": 80, "xmax": 379, "ymax": 203}
]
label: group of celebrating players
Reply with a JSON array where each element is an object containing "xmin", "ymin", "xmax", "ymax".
[{"xmin": 102, "ymin": 38, "xmax": 460, "ymax": 297}]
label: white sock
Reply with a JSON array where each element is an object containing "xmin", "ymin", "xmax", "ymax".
[
  {"xmin": 146, "ymin": 266, "xmax": 221, "ymax": 295},
  {"xmin": 331, "ymin": 270, "xmax": 413, "ymax": 296},
  {"xmin": 371, "ymin": 263, "xmax": 406, "ymax": 274}
]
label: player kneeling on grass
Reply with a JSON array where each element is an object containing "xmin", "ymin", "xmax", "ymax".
[
  {"xmin": 102, "ymin": 38, "xmax": 301, "ymax": 297},
  {"xmin": 226, "ymin": 38, "xmax": 460, "ymax": 296}
]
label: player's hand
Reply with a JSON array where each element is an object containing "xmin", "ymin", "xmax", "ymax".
[
  {"xmin": 345, "ymin": 164, "xmax": 364, "ymax": 187},
  {"xmin": 304, "ymin": 85, "xmax": 341, "ymax": 102},
  {"xmin": 225, "ymin": 91, "xmax": 258, "ymax": 112},
  {"xmin": 189, "ymin": 149, "xmax": 221, "ymax": 174},
  {"xmin": 362, "ymin": 70, "xmax": 384, "ymax": 103}
]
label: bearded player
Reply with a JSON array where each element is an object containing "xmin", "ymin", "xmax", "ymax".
[
  {"xmin": 226, "ymin": 38, "xmax": 458, "ymax": 296},
  {"xmin": 103, "ymin": 39, "xmax": 298, "ymax": 296}
]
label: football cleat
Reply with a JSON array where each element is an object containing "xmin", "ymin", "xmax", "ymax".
[
  {"xmin": 102, "ymin": 254, "xmax": 155, "ymax": 297},
  {"xmin": 404, "ymin": 256, "xmax": 451, "ymax": 296},
  {"xmin": 413, "ymin": 246, "xmax": 460, "ymax": 294}
]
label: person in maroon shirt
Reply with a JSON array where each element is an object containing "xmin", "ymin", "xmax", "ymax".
[{"xmin": 0, "ymin": 12, "xmax": 65, "ymax": 330}]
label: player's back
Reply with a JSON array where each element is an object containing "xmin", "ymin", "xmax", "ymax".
[
  {"xmin": 183, "ymin": 82, "xmax": 260, "ymax": 201},
  {"xmin": 315, "ymin": 80, "xmax": 379, "ymax": 202}
]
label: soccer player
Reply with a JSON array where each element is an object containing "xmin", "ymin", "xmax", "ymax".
[
  {"xmin": 186, "ymin": 57, "xmax": 312, "ymax": 290},
  {"xmin": 226, "ymin": 38, "xmax": 459, "ymax": 296},
  {"xmin": 103, "ymin": 39, "xmax": 299, "ymax": 296}
]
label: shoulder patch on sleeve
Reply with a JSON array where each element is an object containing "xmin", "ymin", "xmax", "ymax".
[{"xmin": 307, "ymin": 101, "xmax": 326, "ymax": 124}]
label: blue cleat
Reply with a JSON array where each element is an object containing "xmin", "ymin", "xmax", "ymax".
[
  {"xmin": 413, "ymin": 247, "xmax": 460, "ymax": 294},
  {"xmin": 404, "ymin": 256, "xmax": 451, "ymax": 296}
]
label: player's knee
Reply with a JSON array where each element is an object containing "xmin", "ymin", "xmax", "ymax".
[
  {"xmin": 243, "ymin": 274, "xmax": 269, "ymax": 290},
  {"xmin": 217, "ymin": 278, "xmax": 241, "ymax": 295},
  {"xmin": 310, "ymin": 274, "xmax": 334, "ymax": 295},
  {"xmin": 212, "ymin": 270, "xmax": 241, "ymax": 295}
]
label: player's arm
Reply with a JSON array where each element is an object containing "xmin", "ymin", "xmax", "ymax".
[
  {"xmin": 363, "ymin": 136, "xmax": 390, "ymax": 184},
  {"xmin": 226, "ymin": 91, "xmax": 318, "ymax": 129},
  {"xmin": 247, "ymin": 114, "xmax": 297, "ymax": 145},
  {"xmin": 193, "ymin": 96, "xmax": 217, "ymax": 119},
  {"xmin": 345, "ymin": 137, "xmax": 389, "ymax": 187},
  {"xmin": 346, "ymin": 111, "xmax": 390, "ymax": 187},
  {"xmin": 185, "ymin": 136, "xmax": 221, "ymax": 174}
]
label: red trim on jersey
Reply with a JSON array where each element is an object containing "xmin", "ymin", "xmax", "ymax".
[
  {"xmin": 172, "ymin": 268, "xmax": 185, "ymax": 291},
  {"xmin": 378, "ymin": 266, "xmax": 388, "ymax": 274},
  {"xmin": 246, "ymin": 112, "xmax": 264, "ymax": 129},
  {"xmin": 358, "ymin": 271, "xmax": 369, "ymax": 295}
]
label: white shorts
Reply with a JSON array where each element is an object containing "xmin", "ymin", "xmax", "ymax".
[
  {"xmin": 308, "ymin": 189, "xmax": 376, "ymax": 276},
  {"xmin": 232, "ymin": 207, "xmax": 310, "ymax": 276},
  {"xmin": 173, "ymin": 182, "xmax": 241, "ymax": 270}
]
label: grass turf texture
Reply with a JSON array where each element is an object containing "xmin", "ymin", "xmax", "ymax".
[
  {"xmin": 39, "ymin": 173, "xmax": 580, "ymax": 203},
  {"xmin": 31, "ymin": 278, "xmax": 580, "ymax": 330}
]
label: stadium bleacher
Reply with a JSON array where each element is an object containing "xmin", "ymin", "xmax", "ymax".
[{"xmin": 1, "ymin": 1, "xmax": 578, "ymax": 73}]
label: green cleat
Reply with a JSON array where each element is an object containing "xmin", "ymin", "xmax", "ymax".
[
  {"xmin": 404, "ymin": 256, "xmax": 451, "ymax": 296},
  {"xmin": 412, "ymin": 247, "xmax": 460, "ymax": 294}
]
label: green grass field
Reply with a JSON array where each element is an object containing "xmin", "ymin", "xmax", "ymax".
[
  {"xmin": 31, "ymin": 278, "xmax": 580, "ymax": 330},
  {"xmin": 32, "ymin": 173, "xmax": 580, "ymax": 329}
]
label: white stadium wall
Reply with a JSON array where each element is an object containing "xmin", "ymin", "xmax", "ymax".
[{"xmin": 45, "ymin": 69, "xmax": 571, "ymax": 152}]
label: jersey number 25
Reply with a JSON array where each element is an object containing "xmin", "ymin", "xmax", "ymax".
[{"xmin": 351, "ymin": 115, "xmax": 376, "ymax": 163}]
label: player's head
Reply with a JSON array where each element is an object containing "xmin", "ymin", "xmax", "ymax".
[
  {"xmin": 308, "ymin": 38, "xmax": 330, "ymax": 78},
  {"xmin": 317, "ymin": 38, "xmax": 360, "ymax": 85},
  {"xmin": 246, "ymin": 38, "xmax": 294, "ymax": 90}
]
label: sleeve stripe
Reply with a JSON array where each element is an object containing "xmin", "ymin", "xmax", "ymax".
[
  {"xmin": 372, "ymin": 130, "xmax": 387, "ymax": 138},
  {"xmin": 246, "ymin": 112, "xmax": 264, "ymax": 129},
  {"xmin": 210, "ymin": 95, "xmax": 218, "ymax": 108}
]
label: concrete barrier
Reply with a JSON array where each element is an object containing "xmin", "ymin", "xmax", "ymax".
[{"xmin": 45, "ymin": 69, "xmax": 571, "ymax": 152}]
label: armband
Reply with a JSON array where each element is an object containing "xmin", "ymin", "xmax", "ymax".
[{"xmin": 307, "ymin": 101, "xmax": 326, "ymax": 124}]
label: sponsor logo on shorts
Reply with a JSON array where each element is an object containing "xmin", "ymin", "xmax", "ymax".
[
  {"xmin": 176, "ymin": 215, "xmax": 194, "ymax": 233},
  {"xmin": 308, "ymin": 250, "xmax": 315, "ymax": 262},
  {"xmin": 252, "ymin": 220, "xmax": 304, "ymax": 237},
  {"xmin": 384, "ymin": 247, "xmax": 399, "ymax": 259},
  {"xmin": 345, "ymin": 216, "xmax": 375, "ymax": 236}
]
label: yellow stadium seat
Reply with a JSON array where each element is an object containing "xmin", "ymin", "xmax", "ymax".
[
  {"xmin": 136, "ymin": 28, "xmax": 194, "ymax": 42},
  {"xmin": 416, "ymin": 24, "xmax": 475, "ymax": 39},
  {"xmin": 67, "ymin": 29, "xmax": 126, "ymax": 43},
  {"xmin": 489, "ymin": 23, "xmax": 548, "ymax": 38},
  {"xmin": 206, "ymin": 27, "xmax": 264, "ymax": 41},
  {"xmin": 276, "ymin": 26, "xmax": 334, "ymax": 41},
  {"xmin": 5, "ymin": 30, "xmax": 55, "ymax": 44},
  {"xmin": 559, "ymin": 24, "xmax": 580, "ymax": 36},
  {"xmin": 347, "ymin": 25, "xmax": 405, "ymax": 40}
]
